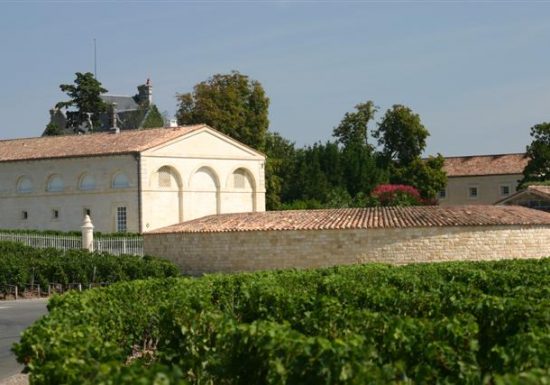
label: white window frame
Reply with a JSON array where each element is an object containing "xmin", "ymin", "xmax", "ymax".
[
  {"xmin": 438, "ymin": 188, "xmax": 447, "ymax": 200},
  {"xmin": 499, "ymin": 184, "xmax": 511, "ymax": 197},
  {"xmin": 116, "ymin": 206, "xmax": 127, "ymax": 233},
  {"xmin": 468, "ymin": 185, "xmax": 479, "ymax": 200}
]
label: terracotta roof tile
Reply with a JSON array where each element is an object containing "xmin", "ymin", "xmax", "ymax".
[
  {"xmin": 148, "ymin": 205, "xmax": 550, "ymax": 234},
  {"xmin": 444, "ymin": 153, "xmax": 528, "ymax": 177},
  {"xmin": 0, "ymin": 125, "xmax": 205, "ymax": 162},
  {"xmin": 527, "ymin": 185, "xmax": 550, "ymax": 199}
]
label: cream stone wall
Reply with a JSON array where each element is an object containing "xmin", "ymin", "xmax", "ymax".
[
  {"xmin": 0, "ymin": 155, "xmax": 139, "ymax": 233},
  {"xmin": 139, "ymin": 129, "xmax": 265, "ymax": 231},
  {"xmin": 440, "ymin": 174, "xmax": 522, "ymax": 205},
  {"xmin": 144, "ymin": 225, "xmax": 550, "ymax": 275}
]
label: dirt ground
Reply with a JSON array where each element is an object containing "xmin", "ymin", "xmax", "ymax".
[{"xmin": 0, "ymin": 374, "xmax": 28, "ymax": 385}]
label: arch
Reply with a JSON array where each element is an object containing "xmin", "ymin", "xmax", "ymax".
[
  {"xmin": 226, "ymin": 166, "xmax": 257, "ymax": 191},
  {"xmin": 112, "ymin": 172, "xmax": 130, "ymax": 189},
  {"xmin": 16, "ymin": 176, "xmax": 33, "ymax": 193},
  {"xmin": 79, "ymin": 173, "xmax": 96, "ymax": 191},
  {"xmin": 225, "ymin": 167, "xmax": 257, "ymax": 213},
  {"xmin": 156, "ymin": 165, "xmax": 183, "ymax": 189},
  {"xmin": 46, "ymin": 174, "xmax": 64, "ymax": 192},
  {"xmin": 189, "ymin": 166, "xmax": 220, "ymax": 219},
  {"xmin": 154, "ymin": 165, "xmax": 184, "ymax": 224}
]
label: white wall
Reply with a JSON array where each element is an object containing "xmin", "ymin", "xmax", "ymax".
[
  {"xmin": 440, "ymin": 174, "xmax": 522, "ymax": 205},
  {"xmin": 0, "ymin": 155, "xmax": 139, "ymax": 233}
]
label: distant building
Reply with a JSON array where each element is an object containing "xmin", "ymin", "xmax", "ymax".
[
  {"xmin": 45, "ymin": 79, "xmax": 162, "ymax": 135},
  {"xmin": 496, "ymin": 185, "xmax": 550, "ymax": 212},
  {"xmin": 438, "ymin": 153, "xmax": 529, "ymax": 205},
  {"xmin": 0, "ymin": 125, "xmax": 266, "ymax": 233}
]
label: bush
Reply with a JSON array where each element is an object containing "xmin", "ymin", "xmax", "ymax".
[
  {"xmin": 14, "ymin": 258, "xmax": 550, "ymax": 384},
  {"xmin": 371, "ymin": 184, "xmax": 424, "ymax": 206}
]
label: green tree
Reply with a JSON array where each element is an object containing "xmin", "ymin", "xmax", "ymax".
[
  {"xmin": 332, "ymin": 101, "xmax": 377, "ymax": 147},
  {"xmin": 520, "ymin": 122, "xmax": 550, "ymax": 186},
  {"xmin": 391, "ymin": 155, "xmax": 447, "ymax": 200},
  {"xmin": 43, "ymin": 122, "xmax": 64, "ymax": 136},
  {"xmin": 176, "ymin": 71, "xmax": 270, "ymax": 150},
  {"xmin": 55, "ymin": 72, "xmax": 108, "ymax": 130},
  {"xmin": 264, "ymin": 132, "xmax": 296, "ymax": 210},
  {"xmin": 141, "ymin": 105, "xmax": 165, "ymax": 129},
  {"xmin": 373, "ymin": 104, "xmax": 429, "ymax": 165}
]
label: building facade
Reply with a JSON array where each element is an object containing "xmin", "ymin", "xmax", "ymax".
[
  {"xmin": 0, "ymin": 125, "xmax": 265, "ymax": 233},
  {"xmin": 439, "ymin": 153, "xmax": 528, "ymax": 205},
  {"xmin": 496, "ymin": 185, "xmax": 550, "ymax": 212}
]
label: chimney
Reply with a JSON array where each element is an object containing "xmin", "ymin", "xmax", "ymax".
[
  {"xmin": 111, "ymin": 103, "xmax": 120, "ymax": 134},
  {"xmin": 137, "ymin": 78, "xmax": 153, "ymax": 105}
]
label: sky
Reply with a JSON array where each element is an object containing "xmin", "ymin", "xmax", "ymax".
[{"xmin": 0, "ymin": 1, "xmax": 549, "ymax": 156}]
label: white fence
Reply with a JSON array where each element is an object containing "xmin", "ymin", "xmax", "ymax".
[{"xmin": 0, "ymin": 232, "xmax": 143, "ymax": 257}]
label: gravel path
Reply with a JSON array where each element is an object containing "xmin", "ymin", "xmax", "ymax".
[{"xmin": 0, "ymin": 374, "xmax": 28, "ymax": 385}]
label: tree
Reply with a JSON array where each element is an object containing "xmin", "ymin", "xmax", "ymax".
[
  {"xmin": 391, "ymin": 155, "xmax": 447, "ymax": 200},
  {"xmin": 264, "ymin": 132, "xmax": 296, "ymax": 210},
  {"xmin": 43, "ymin": 122, "xmax": 64, "ymax": 136},
  {"xmin": 332, "ymin": 101, "xmax": 377, "ymax": 147},
  {"xmin": 55, "ymin": 72, "xmax": 108, "ymax": 130},
  {"xmin": 176, "ymin": 71, "xmax": 270, "ymax": 150},
  {"xmin": 521, "ymin": 122, "xmax": 550, "ymax": 186},
  {"xmin": 373, "ymin": 105, "xmax": 429, "ymax": 165},
  {"xmin": 141, "ymin": 105, "xmax": 165, "ymax": 129}
]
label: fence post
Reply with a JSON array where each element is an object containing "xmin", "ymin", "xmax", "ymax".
[{"xmin": 81, "ymin": 215, "xmax": 94, "ymax": 252}]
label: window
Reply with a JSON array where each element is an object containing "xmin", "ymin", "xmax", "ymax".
[
  {"xmin": 46, "ymin": 175, "xmax": 64, "ymax": 192},
  {"xmin": 21, "ymin": 211, "xmax": 28, "ymax": 220},
  {"xmin": 17, "ymin": 177, "xmax": 33, "ymax": 193},
  {"xmin": 51, "ymin": 209, "xmax": 60, "ymax": 220},
  {"xmin": 468, "ymin": 186, "xmax": 478, "ymax": 199},
  {"xmin": 500, "ymin": 185, "xmax": 511, "ymax": 196},
  {"xmin": 79, "ymin": 174, "xmax": 96, "ymax": 191},
  {"xmin": 438, "ymin": 189, "xmax": 447, "ymax": 199},
  {"xmin": 116, "ymin": 207, "xmax": 127, "ymax": 232},
  {"xmin": 233, "ymin": 169, "xmax": 246, "ymax": 189},
  {"xmin": 112, "ymin": 173, "xmax": 130, "ymax": 189},
  {"xmin": 158, "ymin": 168, "xmax": 172, "ymax": 188}
]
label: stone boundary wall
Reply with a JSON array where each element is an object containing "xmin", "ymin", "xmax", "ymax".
[{"xmin": 143, "ymin": 225, "xmax": 550, "ymax": 275}]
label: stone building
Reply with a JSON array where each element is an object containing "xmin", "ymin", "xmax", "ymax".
[
  {"xmin": 0, "ymin": 125, "xmax": 265, "ymax": 233},
  {"xmin": 439, "ymin": 153, "xmax": 528, "ymax": 205},
  {"xmin": 496, "ymin": 185, "xmax": 550, "ymax": 212},
  {"xmin": 144, "ymin": 205, "xmax": 550, "ymax": 275}
]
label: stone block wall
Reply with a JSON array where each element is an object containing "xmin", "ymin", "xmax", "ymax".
[{"xmin": 143, "ymin": 225, "xmax": 550, "ymax": 275}]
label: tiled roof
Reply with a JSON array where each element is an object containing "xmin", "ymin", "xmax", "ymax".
[
  {"xmin": 149, "ymin": 205, "xmax": 550, "ymax": 234},
  {"xmin": 444, "ymin": 153, "xmax": 528, "ymax": 177},
  {"xmin": 0, "ymin": 125, "xmax": 205, "ymax": 162},
  {"xmin": 496, "ymin": 185, "xmax": 550, "ymax": 204},
  {"xmin": 528, "ymin": 185, "xmax": 550, "ymax": 199}
]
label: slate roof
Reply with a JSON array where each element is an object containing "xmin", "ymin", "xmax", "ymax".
[
  {"xmin": 0, "ymin": 125, "xmax": 205, "ymax": 162},
  {"xmin": 444, "ymin": 153, "xmax": 528, "ymax": 177},
  {"xmin": 148, "ymin": 205, "xmax": 550, "ymax": 234},
  {"xmin": 101, "ymin": 95, "xmax": 139, "ymax": 112}
]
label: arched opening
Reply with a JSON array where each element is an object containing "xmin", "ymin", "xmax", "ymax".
[
  {"xmin": 79, "ymin": 173, "xmax": 96, "ymax": 191},
  {"xmin": 155, "ymin": 166, "xmax": 184, "ymax": 225},
  {"xmin": 17, "ymin": 176, "xmax": 33, "ymax": 193},
  {"xmin": 112, "ymin": 172, "xmax": 130, "ymax": 189},
  {"xmin": 225, "ymin": 167, "xmax": 256, "ymax": 213},
  {"xmin": 189, "ymin": 166, "xmax": 219, "ymax": 219},
  {"xmin": 46, "ymin": 175, "xmax": 64, "ymax": 192}
]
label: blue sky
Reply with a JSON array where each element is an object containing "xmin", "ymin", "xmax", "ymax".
[{"xmin": 0, "ymin": 1, "xmax": 549, "ymax": 156}]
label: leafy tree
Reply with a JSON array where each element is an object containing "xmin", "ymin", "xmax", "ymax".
[
  {"xmin": 141, "ymin": 105, "xmax": 165, "ymax": 129},
  {"xmin": 391, "ymin": 155, "xmax": 447, "ymax": 200},
  {"xmin": 43, "ymin": 122, "xmax": 64, "ymax": 136},
  {"xmin": 55, "ymin": 72, "xmax": 108, "ymax": 130},
  {"xmin": 374, "ymin": 104, "xmax": 429, "ymax": 165},
  {"xmin": 176, "ymin": 71, "xmax": 270, "ymax": 150},
  {"xmin": 521, "ymin": 122, "xmax": 550, "ymax": 186},
  {"xmin": 332, "ymin": 101, "xmax": 377, "ymax": 147},
  {"xmin": 264, "ymin": 132, "xmax": 296, "ymax": 210}
]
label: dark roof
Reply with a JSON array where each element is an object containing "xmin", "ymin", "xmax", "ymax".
[
  {"xmin": 0, "ymin": 125, "xmax": 205, "ymax": 162},
  {"xmin": 101, "ymin": 95, "xmax": 139, "ymax": 112},
  {"xmin": 444, "ymin": 153, "xmax": 528, "ymax": 177},
  {"xmin": 148, "ymin": 205, "xmax": 550, "ymax": 234}
]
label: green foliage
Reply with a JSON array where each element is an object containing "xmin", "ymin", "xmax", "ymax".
[
  {"xmin": 43, "ymin": 122, "xmax": 64, "ymax": 137},
  {"xmin": 15, "ymin": 259, "xmax": 550, "ymax": 385},
  {"xmin": 55, "ymin": 72, "xmax": 108, "ymax": 129},
  {"xmin": 391, "ymin": 155, "xmax": 447, "ymax": 199},
  {"xmin": 332, "ymin": 101, "xmax": 377, "ymax": 147},
  {"xmin": 176, "ymin": 71, "xmax": 270, "ymax": 150},
  {"xmin": 141, "ymin": 104, "xmax": 165, "ymax": 129},
  {"xmin": 0, "ymin": 241, "xmax": 178, "ymax": 289},
  {"xmin": 264, "ymin": 132, "xmax": 296, "ymax": 210},
  {"xmin": 520, "ymin": 122, "xmax": 550, "ymax": 186},
  {"xmin": 374, "ymin": 105, "xmax": 429, "ymax": 165}
]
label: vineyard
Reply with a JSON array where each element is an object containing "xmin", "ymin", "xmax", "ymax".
[
  {"xmin": 0, "ymin": 241, "xmax": 179, "ymax": 297},
  {"xmin": 14, "ymin": 258, "xmax": 550, "ymax": 385}
]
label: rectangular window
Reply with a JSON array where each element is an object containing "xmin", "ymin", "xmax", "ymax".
[
  {"xmin": 116, "ymin": 207, "xmax": 127, "ymax": 233},
  {"xmin": 468, "ymin": 187, "xmax": 478, "ymax": 199},
  {"xmin": 500, "ymin": 185, "xmax": 511, "ymax": 196},
  {"xmin": 438, "ymin": 189, "xmax": 447, "ymax": 199},
  {"xmin": 51, "ymin": 209, "xmax": 59, "ymax": 220},
  {"xmin": 21, "ymin": 211, "xmax": 28, "ymax": 220}
]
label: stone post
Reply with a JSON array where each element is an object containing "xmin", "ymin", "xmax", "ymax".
[{"xmin": 81, "ymin": 215, "xmax": 94, "ymax": 252}]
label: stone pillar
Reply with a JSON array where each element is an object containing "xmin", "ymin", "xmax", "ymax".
[{"xmin": 81, "ymin": 215, "xmax": 94, "ymax": 252}]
